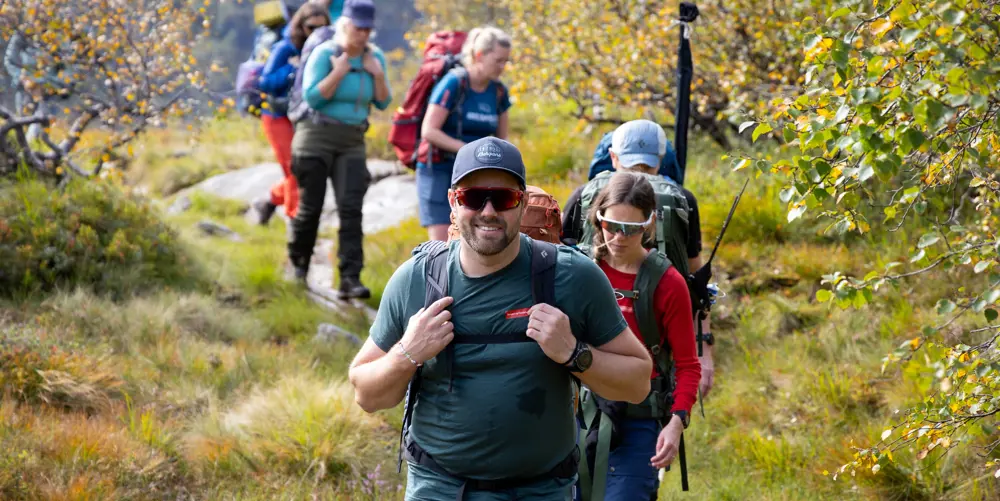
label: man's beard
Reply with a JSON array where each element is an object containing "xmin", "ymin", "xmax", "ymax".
[{"xmin": 459, "ymin": 213, "xmax": 520, "ymax": 256}]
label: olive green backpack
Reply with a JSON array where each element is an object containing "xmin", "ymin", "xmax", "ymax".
[
  {"xmin": 577, "ymin": 170, "xmax": 691, "ymax": 279},
  {"xmin": 575, "ymin": 170, "xmax": 693, "ymax": 500}
]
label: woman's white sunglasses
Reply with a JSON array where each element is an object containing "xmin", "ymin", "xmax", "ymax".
[{"xmin": 596, "ymin": 212, "xmax": 655, "ymax": 236}]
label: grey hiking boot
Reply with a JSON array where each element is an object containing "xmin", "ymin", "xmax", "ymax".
[
  {"xmin": 252, "ymin": 198, "xmax": 277, "ymax": 226},
  {"xmin": 337, "ymin": 276, "xmax": 370, "ymax": 300}
]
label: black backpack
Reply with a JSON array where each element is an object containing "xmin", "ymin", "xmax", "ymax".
[{"xmin": 397, "ymin": 238, "xmax": 562, "ymax": 471}]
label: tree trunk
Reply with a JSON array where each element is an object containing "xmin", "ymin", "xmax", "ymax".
[{"xmin": 690, "ymin": 109, "xmax": 732, "ymax": 151}]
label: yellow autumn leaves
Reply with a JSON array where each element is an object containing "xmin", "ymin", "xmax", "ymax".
[{"xmin": 2, "ymin": 0, "xmax": 217, "ymax": 176}]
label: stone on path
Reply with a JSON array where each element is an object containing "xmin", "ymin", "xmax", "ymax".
[
  {"xmin": 176, "ymin": 159, "xmax": 417, "ymax": 234},
  {"xmin": 196, "ymin": 220, "xmax": 242, "ymax": 242},
  {"xmin": 167, "ymin": 195, "xmax": 191, "ymax": 215},
  {"xmin": 303, "ymin": 238, "xmax": 379, "ymax": 323},
  {"xmin": 313, "ymin": 323, "xmax": 363, "ymax": 346},
  {"xmin": 175, "ymin": 158, "xmax": 409, "ymax": 319}
]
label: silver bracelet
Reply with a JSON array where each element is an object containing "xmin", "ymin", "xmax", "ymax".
[{"xmin": 396, "ymin": 343, "xmax": 421, "ymax": 367}]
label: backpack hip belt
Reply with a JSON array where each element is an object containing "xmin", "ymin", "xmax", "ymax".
[
  {"xmin": 304, "ymin": 113, "xmax": 370, "ymax": 133},
  {"xmin": 624, "ymin": 375, "xmax": 673, "ymax": 421},
  {"xmin": 403, "ymin": 432, "xmax": 579, "ymax": 501},
  {"xmin": 576, "ymin": 377, "xmax": 677, "ymax": 501}
]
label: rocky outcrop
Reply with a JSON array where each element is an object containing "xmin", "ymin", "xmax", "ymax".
[
  {"xmin": 175, "ymin": 159, "xmax": 418, "ymax": 234},
  {"xmin": 173, "ymin": 158, "xmax": 413, "ymax": 319}
]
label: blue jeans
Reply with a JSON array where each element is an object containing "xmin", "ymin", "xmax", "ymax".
[
  {"xmin": 576, "ymin": 418, "xmax": 660, "ymax": 501},
  {"xmin": 415, "ymin": 160, "xmax": 455, "ymax": 227}
]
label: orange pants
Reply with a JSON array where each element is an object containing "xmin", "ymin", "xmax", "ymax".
[{"xmin": 261, "ymin": 114, "xmax": 298, "ymax": 218}]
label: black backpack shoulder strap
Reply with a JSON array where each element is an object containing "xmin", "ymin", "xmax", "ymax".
[
  {"xmin": 414, "ymin": 239, "xmax": 450, "ymax": 308},
  {"xmin": 495, "ymin": 79, "xmax": 508, "ymax": 109},
  {"xmin": 530, "ymin": 239, "xmax": 558, "ymax": 308},
  {"xmin": 449, "ymin": 66, "xmax": 470, "ymax": 138},
  {"xmin": 449, "ymin": 65, "xmax": 469, "ymax": 81},
  {"xmin": 399, "ymin": 239, "xmax": 450, "ymax": 473}
]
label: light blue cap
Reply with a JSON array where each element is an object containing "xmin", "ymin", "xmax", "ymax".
[{"xmin": 610, "ymin": 119, "xmax": 667, "ymax": 169}]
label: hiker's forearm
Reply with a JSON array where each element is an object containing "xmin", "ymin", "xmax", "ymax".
[
  {"xmin": 576, "ymin": 349, "xmax": 651, "ymax": 404},
  {"xmin": 423, "ymin": 128, "xmax": 465, "ymax": 153},
  {"xmin": 349, "ymin": 347, "xmax": 418, "ymax": 413},
  {"xmin": 700, "ymin": 341, "xmax": 713, "ymax": 359}
]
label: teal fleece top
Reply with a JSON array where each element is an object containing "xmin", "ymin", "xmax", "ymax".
[{"xmin": 302, "ymin": 41, "xmax": 392, "ymax": 125}]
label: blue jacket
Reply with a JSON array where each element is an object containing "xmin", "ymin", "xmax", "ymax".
[{"xmin": 258, "ymin": 37, "xmax": 299, "ymax": 117}]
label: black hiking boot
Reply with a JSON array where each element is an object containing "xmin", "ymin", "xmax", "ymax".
[
  {"xmin": 253, "ymin": 198, "xmax": 277, "ymax": 226},
  {"xmin": 283, "ymin": 258, "xmax": 309, "ymax": 286},
  {"xmin": 337, "ymin": 276, "xmax": 370, "ymax": 300}
]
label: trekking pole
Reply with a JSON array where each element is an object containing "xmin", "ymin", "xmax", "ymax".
[
  {"xmin": 690, "ymin": 177, "xmax": 750, "ymax": 348},
  {"xmin": 672, "ymin": 1, "xmax": 699, "ymax": 186},
  {"xmin": 691, "ymin": 177, "xmax": 749, "ymax": 420},
  {"xmin": 705, "ymin": 177, "xmax": 750, "ymax": 269},
  {"xmin": 679, "ymin": 433, "xmax": 689, "ymax": 491}
]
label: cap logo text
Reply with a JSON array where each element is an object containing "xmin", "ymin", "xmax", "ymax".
[{"xmin": 474, "ymin": 142, "xmax": 503, "ymax": 164}]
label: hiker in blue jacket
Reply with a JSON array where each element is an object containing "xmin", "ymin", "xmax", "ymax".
[{"xmin": 253, "ymin": 3, "xmax": 331, "ymax": 226}]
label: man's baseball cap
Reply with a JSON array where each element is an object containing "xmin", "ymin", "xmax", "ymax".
[
  {"xmin": 342, "ymin": 0, "xmax": 376, "ymax": 29},
  {"xmin": 451, "ymin": 137, "xmax": 527, "ymax": 188},
  {"xmin": 610, "ymin": 119, "xmax": 667, "ymax": 169}
]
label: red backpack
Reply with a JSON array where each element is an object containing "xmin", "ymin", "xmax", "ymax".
[{"xmin": 388, "ymin": 31, "xmax": 468, "ymax": 169}]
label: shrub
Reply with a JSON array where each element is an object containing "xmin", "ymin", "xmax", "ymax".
[
  {"xmin": 0, "ymin": 174, "xmax": 199, "ymax": 297},
  {"xmin": 183, "ymin": 375, "xmax": 388, "ymax": 480},
  {"xmin": 0, "ymin": 324, "xmax": 124, "ymax": 412}
]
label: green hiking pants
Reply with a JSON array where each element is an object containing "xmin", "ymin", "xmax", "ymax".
[{"xmin": 287, "ymin": 120, "xmax": 370, "ymax": 279}]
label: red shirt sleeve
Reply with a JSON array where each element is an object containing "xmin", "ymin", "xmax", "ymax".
[{"xmin": 655, "ymin": 266, "xmax": 701, "ymax": 414}]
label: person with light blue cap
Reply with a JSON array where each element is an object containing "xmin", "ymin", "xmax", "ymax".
[
  {"xmin": 565, "ymin": 120, "xmax": 715, "ymax": 397},
  {"xmin": 562, "ymin": 119, "xmax": 718, "ymax": 499}
]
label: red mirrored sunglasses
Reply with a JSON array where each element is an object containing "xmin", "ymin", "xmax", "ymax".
[{"xmin": 452, "ymin": 187, "xmax": 524, "ymax": 211}]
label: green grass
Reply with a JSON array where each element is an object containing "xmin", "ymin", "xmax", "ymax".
[
  {"xmin": 0, "ymin": 174, "xmax": 409, "ymax": 499},
  {"xmin": 3, "ymin": 96, "xmax": 999, "ymax": 500},
  {"xmin": 127, "ymin": 118, "xmax": 275, "ymax": 197}
]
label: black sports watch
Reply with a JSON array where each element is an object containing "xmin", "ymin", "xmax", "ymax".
[
  {"xmin": 672, "ymin": 410, "xmax": 690, "ymax": 429},
  {"xmin": 698, "ymin": 332, "xmax": 715, "ymax": 346},
  {"xmin": 563, "ymin": 339, "xmax": 593, "ymax": 373}
]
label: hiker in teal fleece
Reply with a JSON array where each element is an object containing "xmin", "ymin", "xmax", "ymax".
[
  {"xmin": 300, "ymin": 33, "xmax": 391, "ymax": 124},
  {"xmin": 286, "ymin": 0, "xmax": 392, "ymax": 300},
  {"xmin": 251, "ymin": 3, "xmax": 331, "ymax": 226}
]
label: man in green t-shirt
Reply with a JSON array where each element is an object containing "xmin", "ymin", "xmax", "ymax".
[{"xmin": 349, "ymin": 137, "xmax": 654, "ymax": 501}]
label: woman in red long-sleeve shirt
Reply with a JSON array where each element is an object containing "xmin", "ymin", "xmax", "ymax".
[{"xmin": 584, "ymin": 170, "xmax": 701, "ymax": 499}]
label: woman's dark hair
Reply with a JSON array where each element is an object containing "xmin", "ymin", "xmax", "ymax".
[
  {"xmin": 587, "ymin": 171, "xmax": 656, "ymax": 262},
  {"xmin": 289, "ymin": 4, "xmax": 330, "ymax": 50}
]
